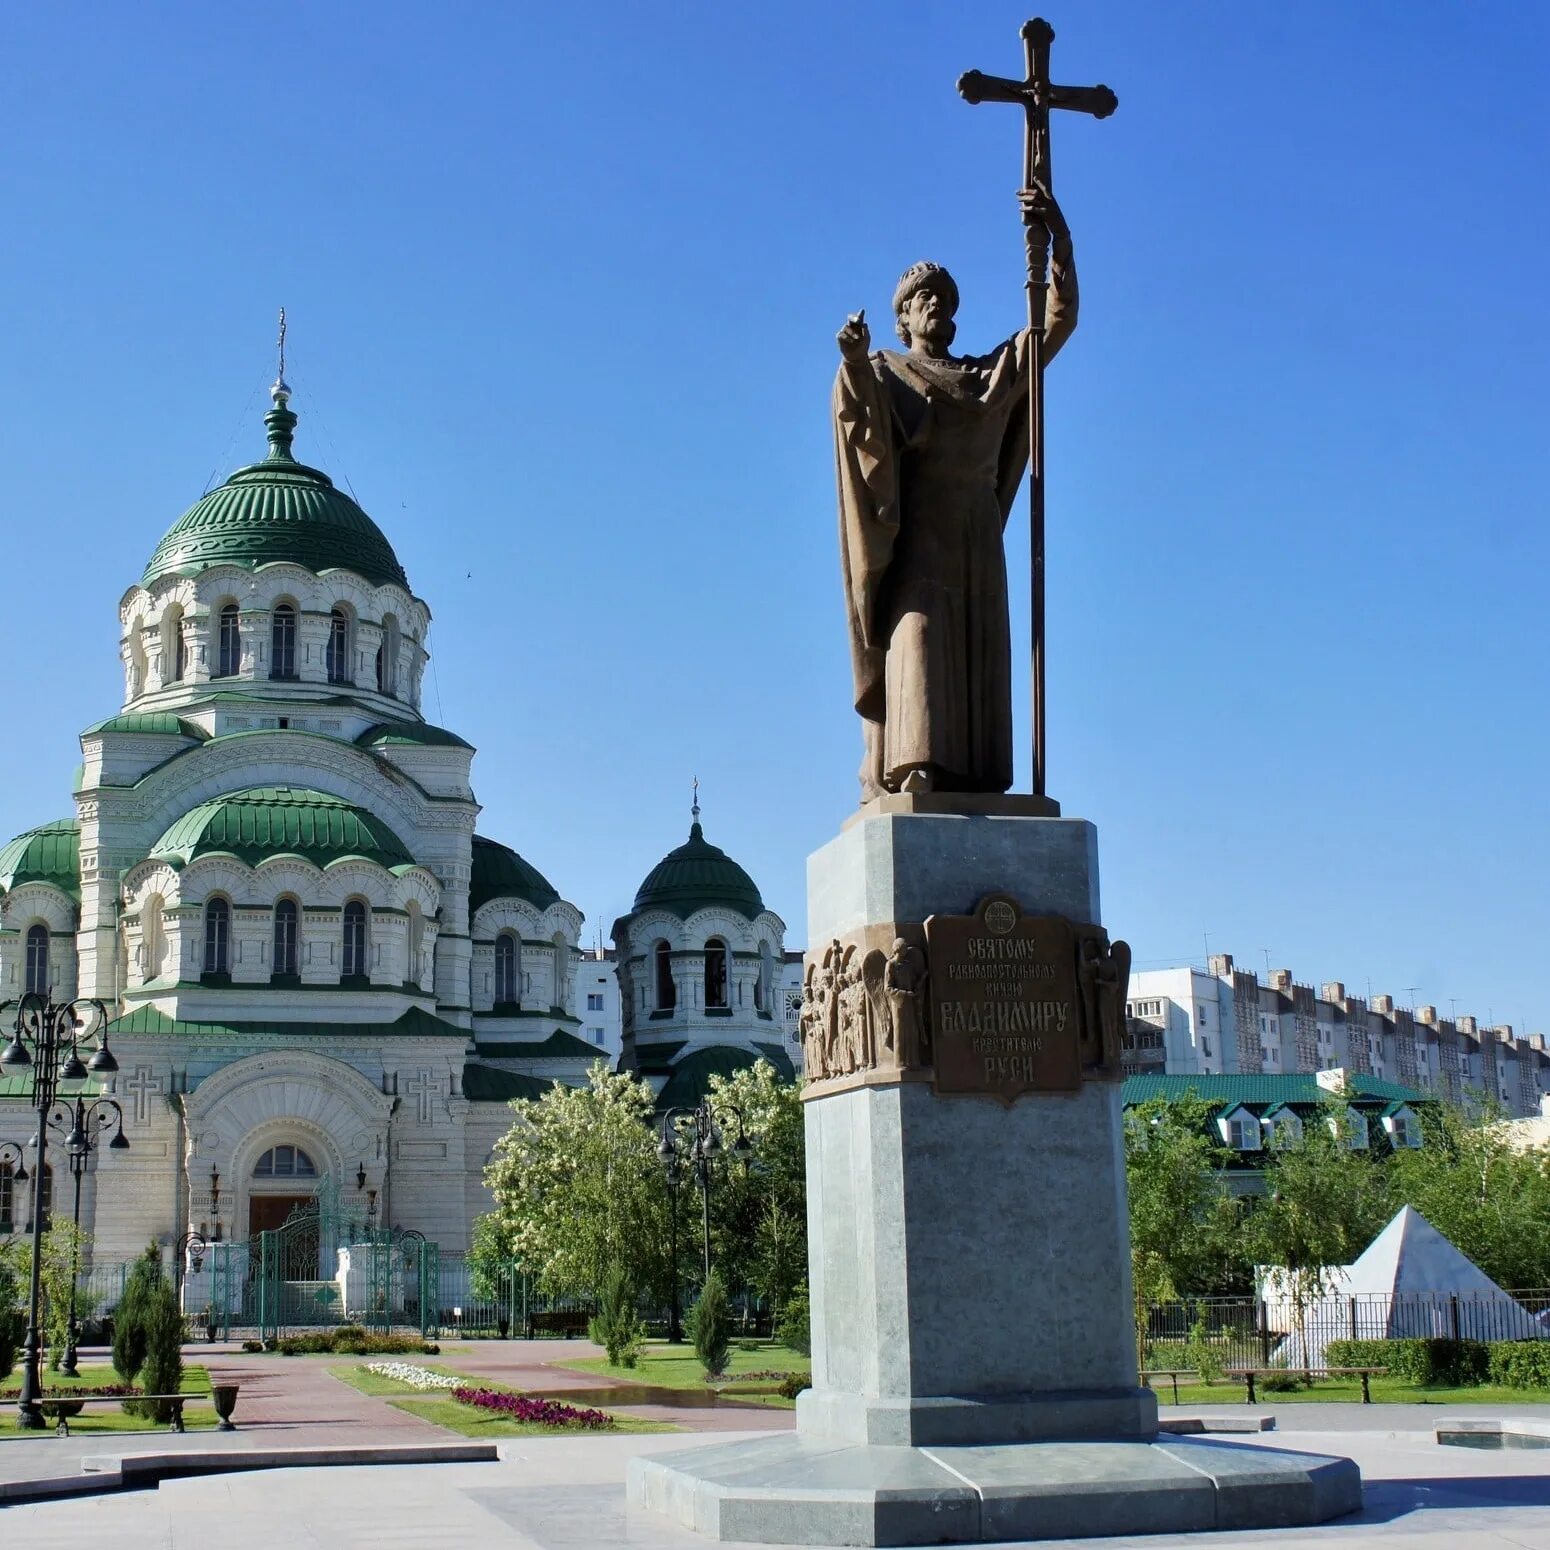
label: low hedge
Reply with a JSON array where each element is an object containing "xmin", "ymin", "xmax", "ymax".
[
  {"xmin": 275, "ymin": 1327, "xmax": 439, "ymax": 1356},
  {"xmin": 1324, "ymin": 1338, "xmax": 1488, "ymax": 1385},
  {"xmin": 1487, "ymin": 1342, "xmax": 1550, "ymax": 1390}
]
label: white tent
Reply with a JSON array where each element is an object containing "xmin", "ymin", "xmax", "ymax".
[{"xmin": 1275, "ymin": 1205, "xmax": 1542, "ymax": 1366}]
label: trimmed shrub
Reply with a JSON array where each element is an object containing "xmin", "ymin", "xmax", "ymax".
[
  {"xmin": 275, "ymin": 1328, "xmax": 434, "ymax": 1355},
  {"xmin": 112, "ymin": 1243, "xmax": 164, "ymax": 1385},
  {"xmin": 777, "ymin": 1369, "xmax": 811, "ymax": 1401},
  {"xmin": 588, "ymin": 1266, "xmax": 645, "ymax": 1368},
  {"xmin": 1324, "ymin": 1337, "xmax": 1488, "ymax": 1386},
  {"xmin": 138, "ymin": 1284, "xmax": 186, "ymax": 1422},
  {"xmin": 776, "ymin": 1284, "xmax": 810, "ymax": 1358},
  {"xmin": 690, "ymin": 1270, "xmax": 731, "ymax": 1381},
  {"xmin": 1487, "ymin": 1341, "xmax": 1550, "ymax": 1390}
]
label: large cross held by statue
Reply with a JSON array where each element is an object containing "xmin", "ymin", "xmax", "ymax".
[{"xmin": 959, "ymin": 20, "xmax": 1116, "ymax": 798}]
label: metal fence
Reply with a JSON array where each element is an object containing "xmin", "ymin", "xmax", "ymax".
[{"xmin": 1143, "ymin": 1290, "xmax": 1550, "ymax": 1368}]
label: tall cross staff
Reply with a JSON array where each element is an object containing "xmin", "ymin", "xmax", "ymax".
[{"xmin": 959, "ymin": 20, "xmax": 1116, "ymax": 797}]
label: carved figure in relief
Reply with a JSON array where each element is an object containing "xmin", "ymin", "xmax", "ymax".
[
  {"xmin": 1076, "ymin": 932, "xmax": 1131, "ymax": 1075},
  {"xmin": 861, "ymin": 949, "xmax": 891, "ymax": 1057},
  {"xmin": 884, "ymin": 937, "xmax": 929, "ymax": 1064}
]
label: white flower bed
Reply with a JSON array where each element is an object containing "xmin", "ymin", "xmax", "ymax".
[{"xmin": 366, "ymin": 1360, "xmax": 460, "ymax": 1391}]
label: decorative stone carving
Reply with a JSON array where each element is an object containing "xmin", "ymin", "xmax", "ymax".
[{"xmin": 1075, "ymin": 927, "xmax": 1130, "ymax": 1081}]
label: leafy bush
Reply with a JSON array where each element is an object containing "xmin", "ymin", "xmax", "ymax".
[
  {"xmin": 1324, "ymin": 1337, "xmax": 1488, "ymax": 1386},
  {"xmin": 0, "ymin": 1248, "xmax": 23, "ymax": 1381},
  {"xmin": 690, "ymin": 1270, "xmax": 731, "ymax": 1380},
  {"xmin": 587, "ymin": 1266, "xmax": 645, "ymax": 1368},
  {"xmin": 1183, "ymin": 1315, "xmax": 1226, "ymax": 1384},
  {"xmin": 1259, "ymin": 1371, "xmax": 1304, "ymax": 1393},
  {"xmin": 240, "ymin": 1339, "xmax": 264, "ymax": 1354},
  {"xmin": 778, "ymin": 1370, "xmax": 811, "ymax": 1401},
  {"xmin": 112, "ymin": 1244, "xmax": 164, "ymax": 1385},
  {"xmin": 137, "ymin": 1283, "xmax": 186, "ymax": 1422},
  {"xmin": 1487, "ymin": 1341, "xmax": 1550, "ymax": 1389},
  {"xmin": 776, "ymin": 1283, "xmax": 810, "ymax": 1358}
]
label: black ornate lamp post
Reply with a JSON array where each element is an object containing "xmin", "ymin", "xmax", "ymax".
[
  {"xmin": 658, "ymin": 1101, "xmax": 753, "ymax": 1331},
  {"xmin": 0, "ymin": 994, "xmax": 120, "ymax": 1429},
  {"xmin": 49, "ymin": 1096, "xmax": 128, "ymax": 1375}
]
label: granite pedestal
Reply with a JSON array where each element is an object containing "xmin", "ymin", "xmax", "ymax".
[{"xmin": 630, "ymin": 809, "xmax": 1362, "ymax": 1543}]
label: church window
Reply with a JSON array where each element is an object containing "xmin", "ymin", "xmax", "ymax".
[
  {"xmin": 704, "ymin": 939, "xmax": 728, "ymax": 1010},
  {"xmin": 374, "ymin": 645, "xmax": 385, "ymax": 691},
  {"xmin": 587, "ymin": 993, "xmax": 604, "ymax": 1012},
  {"xmin": 272, "ymin": 899, "xmax": 299, "ymax": 978},
  {"xmin": 494, "ymin": 934, "xmax": 519, "ymax": 1005},
  {"xmin": 327, "ymin": 608, "xmax": 351, "ymax": 684},
  {"xmin": 141, "ymin": 896, "xmax": 165, "ymax": 981},
  {"xmin": 217, "ymin": 604, "xmax": 240, "ymax": 677},
  {"xmin": 342, "ymin": 901, "xmax": 368, "ymax": 979},
  {"xmin": 254, "ymin": 1145, "xmax": 317, "ymax": 1178},
  {"xmin": 756, "ymin": 942, "xmax": 773, "ymax": 1012},
  {"xmin": 271, "ymin": 604, "xmax": 297, "ymax": 680},
  {"xmin": 163, "ymin": 605, "xmax": 185, "ymax": 682},
  {"xmin": 379, "ymin": 615, "xmax": 399, "ymax": 694},
  {"xmin": 407, "ymin": 901, "xmax": 425, "ymax": 987},
  {"xmin": 203, "ymin": 899, "xmax": 230, "ymax": 975},
  {"xmin": 654, "ymin": 941, "xmax": 675, "ymax": 1011},
  {"xmin": 24, "ymin": 925, "xmax": 49, "ymax": 998}
]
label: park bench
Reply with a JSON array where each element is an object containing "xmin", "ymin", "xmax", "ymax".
[
  {"xmin": 1228, "ymin": 1366, "xmax": 1388, "ymax": 1404},
  {"xmin": 37, "ymin": 1383, "xmax": 239, "ymax": 1437},
  {"xmin": 525, "ymin": 1310, "xmax": 591, "ymax": 1339},
  {"xmin": 1139, "ymin": 1368, "xmax": 1198, "ymax": 1404}
]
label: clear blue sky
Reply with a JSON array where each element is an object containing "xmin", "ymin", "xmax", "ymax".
[{"xmin": 2, "ymin": 3, "xmax": 1545, "ymax": 1033}]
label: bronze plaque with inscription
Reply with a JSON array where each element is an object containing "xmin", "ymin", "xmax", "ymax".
[{"xmin": 924, "ymin": 895, "xmax": 1082, "ymax": 1101}]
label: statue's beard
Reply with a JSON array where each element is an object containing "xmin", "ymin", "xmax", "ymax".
[{"xmin": 914, "ymin": 316, "xmax": 956, "ymax": 349}]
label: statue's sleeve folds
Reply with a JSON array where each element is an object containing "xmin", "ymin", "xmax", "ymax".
[{"xmin": 833, "ymin": 355, "xmax": 898, "ymax": 720}]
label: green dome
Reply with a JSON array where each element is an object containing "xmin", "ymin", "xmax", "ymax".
[
  {"xmin": 357, "ymin": 721, "xmax": 473, "ymax": 751},
  {"xmin": 0, "ymin": 819, "xmax": 81, "ymax": 901},
  {"xmin": 84, "ymin": 712, "xmax": 208, "ymax": 740},
  {"xmin": 149, "ymin": 787, "xmax": 415, "ymax": 871},
  {"xmin": 469, "ymin": 835, "xmax": 560, "ymax": 913},
  {"xmin": 633, "ymin": 821, "xmax": 764, "ymax": 920},
  {"xmin": 141, "ymin": 392, "xmax": 409, "ymax": 591}
]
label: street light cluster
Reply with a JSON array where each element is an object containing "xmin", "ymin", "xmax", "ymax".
[
  {"xmin": 1, "ymin": 993, "xmax": 128, "ymax": 1429},
  {"xmin": 657, "ymin": 1100, "xmax": 752, "ymax": 1343}
]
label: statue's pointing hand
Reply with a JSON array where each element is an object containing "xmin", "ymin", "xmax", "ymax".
[{"xmin": 838, "ymin": 310, "xmax": 871, "ymax": 363}]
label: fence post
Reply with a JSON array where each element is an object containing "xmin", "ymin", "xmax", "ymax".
[
  {"xmin": 1450, "ymin": 1294, "xmax": 1461, "ymax": 1342},
  {"xmin": 1257, "ymin": 1299, "xmax": 1271, "ymax": 1366},
  {"xmin": 1348, "ymin": 1296, "xmax": 1357, "ymax": 1341}
]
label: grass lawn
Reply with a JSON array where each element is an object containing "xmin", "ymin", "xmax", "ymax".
[
  {"xmin": 562, "ymin": 1339, "xmax": 809, "ymax": 1394},
  {"xmin": 0, "ymin": 1364, "xmax": 217, "ymax": 1437},
  {"xmin": 327, "ymin": 1364, "xmax": 677, "ymax": 1436},
  {"xmin": 1155, "ymin": 1376, "xmax": 1549, "ymax": 1407}
]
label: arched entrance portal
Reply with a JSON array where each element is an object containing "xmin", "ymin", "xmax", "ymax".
[{"xmin": 248, "ymin": 1143, "xmax": 320, "ymax": 1238}]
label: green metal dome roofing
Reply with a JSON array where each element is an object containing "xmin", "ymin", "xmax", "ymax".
[
  {"xmin": 140, "ymin": 392, "xmax": 409, "ymax": 591},
  {"xmin": 149, "ymin": 787, "xmax": 415, "ymax": 871},
  {"xmin": 632, "ymin": 820, "xmax": 764, "ymax": 920},
  {"xmin": 356, "ymin": 721, "xmax": 473, "ymax": 751},
  {"xmin": 84, "ymin": 712, "xmax": 209, "ymax": 740},
  {"xmin": 0, "ymin": 819, "xmax": 81, "ymax": 901},
  {"xmin": 469, "ymin": 835, "xmax": 561, "ymax": 913}
]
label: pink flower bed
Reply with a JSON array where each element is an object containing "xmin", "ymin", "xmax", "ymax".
[{"xmin": 451, "ymin": 1386, "xmax": 613, "ymax": 1429}]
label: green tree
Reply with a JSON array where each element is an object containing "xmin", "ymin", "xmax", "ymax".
[
  {"xmin": 588, "ymin": 1264, "xmax": 646, "ymax": 1367},
  {"xmin": 113, "ymin": 1242, "xmax": 164, "ymax": 1385},
  {"xmin": 484, "ymin": 1062, "xmax": 671, "ymax": 1305},
  {"xmin": 690, "ymin": 1269, "xmax": 731, "ymax": 1380},
  {"xmin": 703, "ymin": 1061, "xmax": 805, "ymax": 1304},
  {"xmin": 14, "ymin": 1219, "xmax": 93, "ymax": 1370},
  {"xmin": 1246, "ymin": 1099, "xmax": 1390, "ymax": 1363},
  {"xmin": 1385, "ymin": 1099, "xmax": 1550, "ymax": 1287},
  {"xmin": 138, "ymin": 1279, "xmax": 185, "ymax": 1421},
  {"xmin": 0, "ymin": 1238, "xmax": 23, "ymax": 1380}
]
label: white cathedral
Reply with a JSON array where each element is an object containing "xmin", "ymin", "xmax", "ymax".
[{"xmin": 0, "ymin": 377, "xmax": 793, "ymax": 1263}]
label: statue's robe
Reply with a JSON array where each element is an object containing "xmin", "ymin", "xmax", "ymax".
[{"xmin": 833, "ymin": 254, "xmax": 1077, "ymax": 797}]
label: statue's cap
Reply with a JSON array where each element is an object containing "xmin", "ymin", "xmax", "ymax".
[{"xmin": 892, "ymin": 262, "xmax": 959, "ymax": 317}]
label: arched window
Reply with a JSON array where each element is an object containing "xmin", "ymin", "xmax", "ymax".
[
  {"xmin": 217, "ymin": 604, "xmax": 241, "ymax": 677},
  {"xmin": 654, "ymin": 941, "xmax": 676, "ymax": 1011},
  {"xmin": 160, "ymin": 605, "xmax": 185, "ymax": 683},
  {"xmin": 203, "ymin": 899, "xmax": 230, "ymax": 975},
  {"xmin": 494, "ymin": 934, "xmax": 518, "ymax": 1005},
  {"xmin": 254, "ymin": 1145, "xmax": 317, "ymax": 1178},
  {"xmin": 379, "ymin": 615, "xmax": 399, "ymax": 694},
  {"xmin": 704, "ymin": 939, "xmax": 728, "ymax": 1009},
  {"xmin": 755, "ymin": 941, "xmax": 773, "ymax": 1013},
  {"xmin": 326, "ymin": 608, "xmax": 351, "ymax": 684},
  {"xmin": 141, "ymin": 896, "xmax": 165, "ymax": 982},
  {"xmin": 270, "ymin": 604, "xmax": 297, "ymax": 680},
  {"xmin": 272, "ymin": 899, "xmax": 299, "ymax": 978},
  {"xmin": 128, "ymin": 623, "xmax": 147, "ymax": 698},
  {"xmin": 407, "ymin": 901, "xmax": 425, "ymax": 987},
  {"xmin": 342, "ymin": 900, "xmax": 368, "ymax": 979},
  {"xmin": 24, "ymin": 925, "xmax": 49, "ymax": 997}
]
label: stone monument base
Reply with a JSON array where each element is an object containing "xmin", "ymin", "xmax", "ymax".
[{"xmin": 627, "ymin": 1432, "xmax": 1362, "ymax": 1545}]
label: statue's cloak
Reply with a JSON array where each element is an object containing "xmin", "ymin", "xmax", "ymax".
[{"xmin": 832, "ymin": 254, "xmax": 1076, "ymax": 795}]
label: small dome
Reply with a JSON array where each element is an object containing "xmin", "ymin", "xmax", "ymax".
[
  {"xmin": 141, "ymin": 396, "xmax": 409, "ymax": 591},
  {"xmin": 356, "ymin": 721, "xmax": 473, "ymax": 751},
  {"xmin": 469, "ymin": 835, "xmax": 560, "ymax": 913},
  {"xmin": 0, "ymin": 819, "xmax": 81, "ymax": 901},
  {"xmin": 149, "ymin": 787, "xmax": 414, "ymax": 871},
  {"xmin": 633, "ymin": 821, "xmax": 764, "ymax": 920},
  {"xmin": 84, "ymin": 712, "xmax": 208, "ymax": 740}
]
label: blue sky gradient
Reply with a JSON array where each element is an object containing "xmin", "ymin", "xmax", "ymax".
[{"xmin": 2, "ymin": 3, "xmax": 1545, "ymax": 1031}]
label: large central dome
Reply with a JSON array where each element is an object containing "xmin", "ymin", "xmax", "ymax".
[{"xmin": 141, "ymin": 388, "xmax": 409, "ymax": 591}]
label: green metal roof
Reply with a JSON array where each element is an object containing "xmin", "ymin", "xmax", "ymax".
[
  {"xmin": 1121, "ymin": 1074, "xmax": 1426, "ymax": 1107},
  {"xmin": 633, "ymin": 821, "xmax": 764, "ymax": 920},
  {"xmin": 655, "ymin": 1045, "xmax": 787, "ymax": 1110},
  {"xmin": 149, "ymin": 786, "xmax": 415, "ymax": 871},
  {"xmin": 0, "ymin": 819, "xmax": 81, "ymax": 901},
  {"xmin": 105, "ymin": 1005, "xmax": 464, "ymax": 1040},
  {"xmin": 462, "ymin": 1064, "xmax": 559, "ymax": 1103},
  {"xmin": 468, "ymin": 834, "xmax": 560, "ymax": 913},
  {"xmin": 472, "ymin": 1029, "xmax": 599, "ymax": 1060},
  {"xmin": 356, "ymin": 721, "xmax": 473, "ymax": 751},
  {"xmin": 141, "ymin": 394, "xmax": 409, "ymax": 591},
  {"xmin": 84, "ymin": 712, "xmax": 209, "ymax": 740}
]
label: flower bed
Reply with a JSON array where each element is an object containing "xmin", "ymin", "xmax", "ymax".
[
  {"xmin": 451, "ymin": 1386, "xmax": 612, "ymax": 1429},
  {"xmin": 365, "ymin": 1361, "xmax": 460, "ymax": 1391}
]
